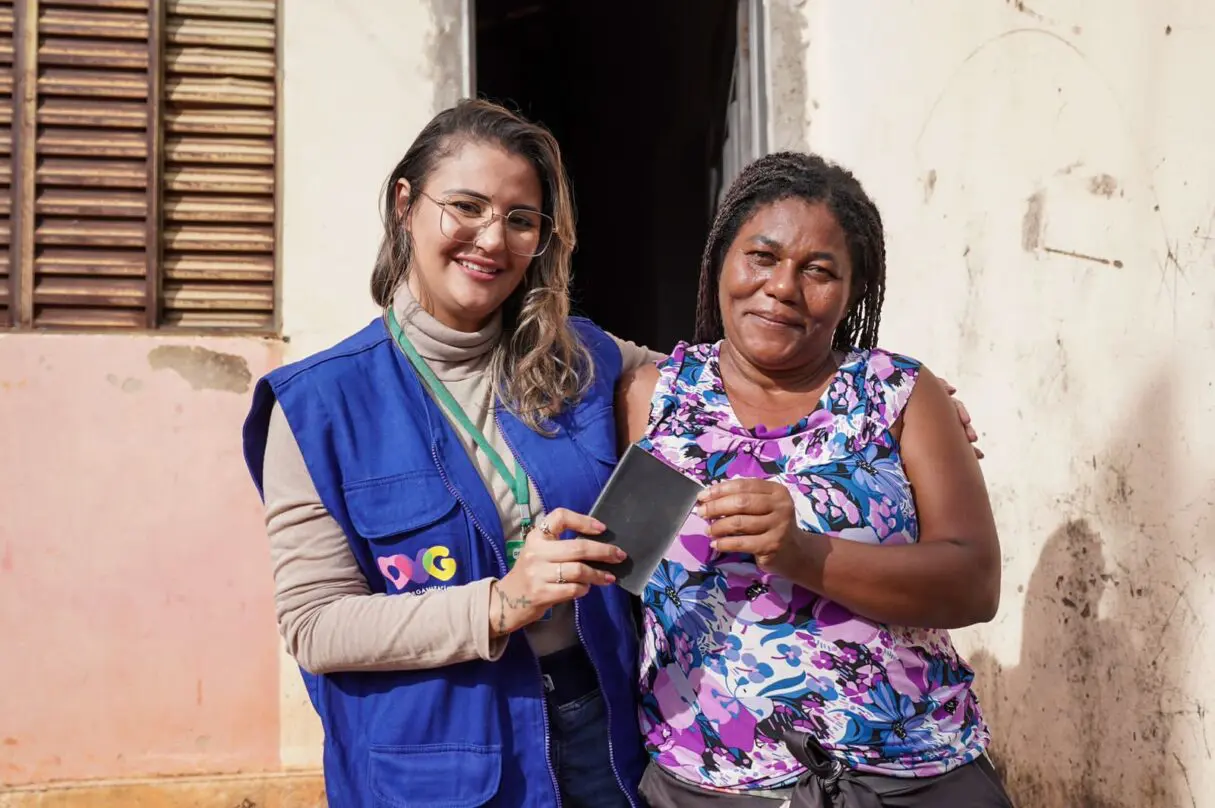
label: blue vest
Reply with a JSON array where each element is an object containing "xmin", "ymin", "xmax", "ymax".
[{"xmin": 242, "ymin": 316, "xmax": 645, "ymax": 808}]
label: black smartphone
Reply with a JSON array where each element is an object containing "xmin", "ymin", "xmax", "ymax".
[{"xmin": 587, "ymin": 443, "xmax": 705, "ymax": 595}]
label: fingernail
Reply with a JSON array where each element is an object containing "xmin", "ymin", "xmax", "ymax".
[
  {"xmin": 709, "ymin": 540, "xmax": 719, "ymax": 551},
  {"xmin": 605, "ymin": 574, "xmax": 616, "ymax": 583},
  {"xmin": 593, "ymin": 519, "xmax": 606, "ymax": 531},
  {"xmin": 694, "ymin": 505, "xmax": 704, "ymax": 518},
  {"xmin": 613, "ymin": 547, "xmax": 627, "ymax": 560}
]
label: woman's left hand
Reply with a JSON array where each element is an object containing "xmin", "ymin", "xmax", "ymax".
[
  {"xmin": 695, "ymin": 479, "xmax": 810, "ymax": 578},
  {"xmin": 937, "ymin": 377, "xmax": 983, "ymax": 460}
]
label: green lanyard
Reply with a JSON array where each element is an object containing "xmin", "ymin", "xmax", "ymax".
[{"xmin": 386, "ymin": 309, "xmax": 534, "ymax": 549}]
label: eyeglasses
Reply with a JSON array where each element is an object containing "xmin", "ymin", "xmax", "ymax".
[{"xmin": 419, "ymin": 191, "xmax": 555, "ymax": 258}]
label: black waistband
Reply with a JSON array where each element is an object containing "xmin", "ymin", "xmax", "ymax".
[{"xmin": 538, "ymin": 645, "xmax": 599, "ymax": 706}]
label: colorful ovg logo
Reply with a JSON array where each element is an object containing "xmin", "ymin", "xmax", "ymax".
[{"xmin": 378, "ymin": 546, "xmax": 457, "ymax": 591}]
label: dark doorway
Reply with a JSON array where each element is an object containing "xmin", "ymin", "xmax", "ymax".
[{"xmin": 476, "ymin": 0, "xmax": 738, "ymax": 352}]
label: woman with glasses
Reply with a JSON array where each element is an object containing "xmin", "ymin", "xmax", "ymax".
[
  {"xmin": 242, "ymin": 99, "xmax": 652, "ymax": 807},
  {"xmin": 241, "ymin": 101, "xmax": 982, "ymax": 808}
]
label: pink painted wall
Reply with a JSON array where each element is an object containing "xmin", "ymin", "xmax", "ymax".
[{"xmin": 0, "ymin": 334, "xmax": 283, "ymax": 786}]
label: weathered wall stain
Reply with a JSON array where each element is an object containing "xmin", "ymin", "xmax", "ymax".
[
  {"xmin": 954, "ymin": 216, "xmax": 990, "ymax": 379},
  {"xmin": 975, "ymin": 517, "xmax": 1182, "ymax": 807},
  {"xmin": 1088, "ymin": 173, "xmax": 1119, "ymax": 197},
  {"xmin": 923, "ymin": 169, "xmax": 938, "ymax": 203},
  {"xmin": 147, "ymin": 347, "xmax": 252, "ymax": 394},
  {"xmin": 105, "ymin": 374, "xmax": 143, "ymax": 394},
  {"xmin": 971, "ymin": 372, "xmax": 1199, "ymax": 807},
  {"xmin": 1041, "ymin": 246, "xmax": 1124, "ymax": 268},
  {"xmin": 1022, "ymin": 190, "xmax": 1045, "ymax": 251},
  {"xmin": 1057, "ymin": 160, "xmax": 1085, "ymax": 177},
  {"xmin": 1006, "ymin": 0, "xmax": 1046, "ymax": 21}
]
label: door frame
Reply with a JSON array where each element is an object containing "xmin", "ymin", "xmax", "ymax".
[
  {"xmin": 713, "ymin": 0, "xmax": 770, "ymax": 210},
  {"xmin": 462, "ymin": 0, "xmax": 475, "ymax": 97}
]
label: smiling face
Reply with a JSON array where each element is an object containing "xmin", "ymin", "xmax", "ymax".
[
  {"xmin": 717, "ymin": 197, "xmax": 853, "ymax": 373},
  {"xmin": 398, "ymin": 140, "xmax": 544, "ymax": 332}
]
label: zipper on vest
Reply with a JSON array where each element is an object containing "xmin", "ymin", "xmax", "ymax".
[
  {"xmin": 574, "ymin": 603, "xmax": 637, "ymax": 807},
  {"xmin": 497, "ymin": 412, "xmax": 635, "ymax": 808},
  {"xmin": 491, "ymin": 415, "xmax": 564, "ymax": 807},
  {"xmin": 428, "ymin": 443, "xmax": 507, "ymax": 575},
  {"xmin": 429, "ymin": 439, "xmax": 562, "ymax": 804}
]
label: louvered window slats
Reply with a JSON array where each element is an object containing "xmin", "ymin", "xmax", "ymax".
[
  {"xmin": 32, "ymin": 1, "xmax": 150, "ymax": 328},
  {"xmin": 0, "ymin": 2, "xmax": 13, "ymax": 327},
  {"xmin": 3, "ymin": 0, "xmax": 276, "ymax": 331},
  {"xmin": 162, "ymin": 0, "xmax": 274, "ymax": 329}
]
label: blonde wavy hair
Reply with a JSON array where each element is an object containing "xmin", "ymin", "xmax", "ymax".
[{"xmin": 370, "ymin": 99, "xmax": 591, "ymax": 433}]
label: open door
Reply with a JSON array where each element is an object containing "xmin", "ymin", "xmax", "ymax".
[
  {"xmin": 475, "ymin": 0, "xmax": 759, "ymax": 350},
  {"xmin": 712, "ymin": 0, "xmax": 770, "ymax": 211}
]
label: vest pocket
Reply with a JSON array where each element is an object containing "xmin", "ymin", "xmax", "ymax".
[
  {"xmin": 343, "ymin": 471, "xmax": 475, "ymax": 593},
  {"xmin": 567, "ymin": 403, "xmax": 620, "ymax": 485},
  {"xmin": 368, "ymin": 743, "xmax": 501, "ymax": 807}
]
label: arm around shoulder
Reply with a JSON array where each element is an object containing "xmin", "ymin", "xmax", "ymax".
[{"xmin": 605, "ymin": 330, "xmax": 666, "ymax": 375}]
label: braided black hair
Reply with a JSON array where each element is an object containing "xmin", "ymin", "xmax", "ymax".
[{"xmin": 694, "ymin": 152, "xmax": 887, "ymax": 351}]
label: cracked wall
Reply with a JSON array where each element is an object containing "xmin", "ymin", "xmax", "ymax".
[{"xmin": 792, "ymin": 1, "xmax": 1215, "ymax": 805}]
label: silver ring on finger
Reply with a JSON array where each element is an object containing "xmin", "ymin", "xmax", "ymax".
[
  {"xmin": 540, "ymin": 519, "xmax": 554, "ymax": 537},
  {"xmin": 556, "ymin": 562, "xmax": 566, "ymax": 584}
]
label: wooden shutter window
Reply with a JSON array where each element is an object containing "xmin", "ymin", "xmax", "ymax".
[
  {"xmin": 160, "ymin": 0, "xmax": 275, "ymax": 330},
  {"xmin": 30, "ymin": 0, "xmax": 152, "ymax": 328},
  {"xmin": 2, "ymin": 0, "xmax": 276, "ymax": 332},
  {"xmin": 0, "ymin": 2, "xmax": 13, "ymax": 327}
]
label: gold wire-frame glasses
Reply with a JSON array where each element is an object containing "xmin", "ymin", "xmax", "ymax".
[{"xmin": 419, "ymin": 191, "xmax": 555, "ymax": 258}]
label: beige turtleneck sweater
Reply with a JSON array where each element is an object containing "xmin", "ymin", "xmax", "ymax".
[{"xmin": 263, "ymin": 285, "xmax": 660, "ymax": 673}]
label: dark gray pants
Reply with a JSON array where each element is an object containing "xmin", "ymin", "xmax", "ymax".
[{"xmin": 638, "ymin": 732, "xmax": 1013, "ymax": 808}]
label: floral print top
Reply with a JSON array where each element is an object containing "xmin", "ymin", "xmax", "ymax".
[{"xmin": 636, "ymin": 341, "xmax": 990, "ymax": 791}]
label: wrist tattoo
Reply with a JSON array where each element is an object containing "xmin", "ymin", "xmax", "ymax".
[{"xmin": 495, "ymin": 587, "xmax": 533, "ymax": 634}]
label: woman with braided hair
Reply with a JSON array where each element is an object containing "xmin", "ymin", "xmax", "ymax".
[{"xmin": 616, "ymin": 152, "xmax": 1012, "ymax": 807}]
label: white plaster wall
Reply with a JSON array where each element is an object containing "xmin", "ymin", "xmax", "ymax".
[
  {"xmin": 796, "ymin": 1, "xmax": 1215, "ymax": 805},
  {"xmin": 280, "ymin": 0, "xmax": 465, "ymax": 362},
  {"xmin": 277, "ymin": 0, "xmax": 466, "ymax": 768}
]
